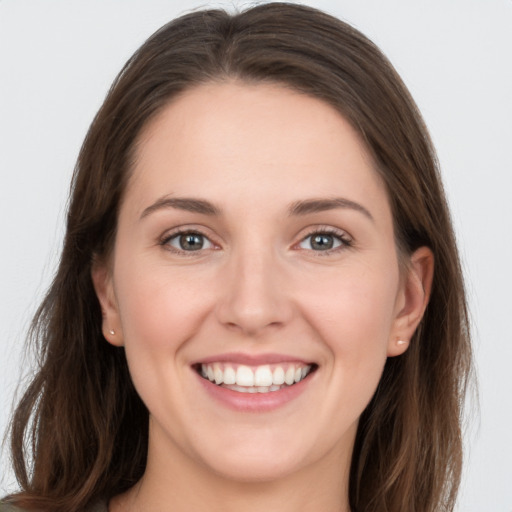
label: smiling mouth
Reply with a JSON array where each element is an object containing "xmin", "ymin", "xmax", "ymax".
[{"xmin": 194, "ymin": 362, "xmax": 317, "ymax": 393}]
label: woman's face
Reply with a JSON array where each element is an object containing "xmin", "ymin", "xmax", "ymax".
[{"xmin": 94, "ymin": 82, "xmax": 429, "ymax": 483}]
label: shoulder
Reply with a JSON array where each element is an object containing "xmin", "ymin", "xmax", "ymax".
[
  {"xmin": 0, "ymin": 504, "xmax": 25, "ymax": 512},
  {"xmin": 88, "ymin": 502, "xmax": 108, "ymax": 512},
  {"xmin": 88, "ymin": 501, "xmax": 108, "ymax": 512},
  {"xmin": 89, "ymin": 502, "xmax": 108, "ymax": 512},
  {"xmin": 0, "ymin": 505, "xmax": 25, "ymax": 512},
  {"xmin": 0, "ymin": 502, "xmax": 107, "ymax": 512}
]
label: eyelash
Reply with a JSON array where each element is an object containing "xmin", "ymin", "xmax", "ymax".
[
  {"xmin": 296, "ymin": 227, "xmax": 353, "ymax": 255},
  {"xmin": 160, "ymin": 228, "xmax": 216, "ymax": 256},
  {"xmin": 159, "ymin": 226, "xmax": 353, "ymax": 256}
]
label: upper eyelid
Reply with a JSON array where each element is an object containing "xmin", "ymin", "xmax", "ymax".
[
  {"xmin": 160, "ymin": 225, "xmax": 216, "ymax": 241},
  {"xmin": 297, "ymin": 225, "xmax": 352, "ymax": 241},
  {"xmin": 293, "ymin": 226, "xmax": 353, "ymax": 252},
  {"xmin": 159, "ymin": 230, "xmax": 218, "ymax": 257},
  {"xmin": 159, "ymin": 226, "xmax": 218, "ymax": 250}
]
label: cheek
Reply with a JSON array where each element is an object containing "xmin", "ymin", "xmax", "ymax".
[
  {"xmin": 300, "ymin": 263, "xmax": 399, "ymax": 349},
  {"xmin": 113, "ymin": 257, "xmax": 214, "ymax": 359},
  {"xmin": 298, "ymin": 262, "xmax": 399, "ymax": 399},
  {"xmin": 304, "ymin": 268, "xmax": 398, "ymax": 420},
  {"xmin": 268, "ymin": 267, "xmax": 398, "ymax": 445},
  {"xmin": 111, "ymin": 259, "xmax": 215, "ymax": 416}
]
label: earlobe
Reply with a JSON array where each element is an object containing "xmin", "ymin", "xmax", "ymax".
[
  {"xmin": 387, "ymin": 338, "xmax": 410, "ymax": 357},
  {"xmin": 387, "ymin": 246, "xmax": 434, "ymax": 357},
  {"xmin": 91, "ymin": 259, "xmax": 124, "ymax": 347}
]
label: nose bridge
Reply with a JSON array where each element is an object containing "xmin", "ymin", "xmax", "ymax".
[{"xmin": 216, "ymin": 235, "xmax": 292, "ymax": 335}]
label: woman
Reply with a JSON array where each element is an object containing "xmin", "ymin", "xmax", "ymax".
[{"xmin": 1, "ymin": 3, "xmax": 472, "ymax": 511}]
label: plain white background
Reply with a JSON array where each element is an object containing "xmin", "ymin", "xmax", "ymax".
[{"xmin": 1, "ymin": 1, "xmax": 511, "ymax": 510}]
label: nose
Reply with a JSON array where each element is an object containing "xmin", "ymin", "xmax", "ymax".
[{"xmin": 215, "ymin": 244, "xmax": 294, "ymax": 336}]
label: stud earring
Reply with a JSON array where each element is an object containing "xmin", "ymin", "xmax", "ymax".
[
  {"xmin": 396, "ymin": 339, "xmax": 408, "ymax": 346},
  {"xmin": 109, "ymin": 329, "xmax": 115, "ymax": 335}
]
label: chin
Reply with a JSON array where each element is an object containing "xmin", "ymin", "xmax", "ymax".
[
  {"xmin": 186, "ymin": 425, "xmax": 335, "ymax": 484},
  {"xmin": 205, "ymin": 449, "xmax": 308, "ymax": 483}
]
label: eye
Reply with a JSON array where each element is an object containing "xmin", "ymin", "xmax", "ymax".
[
  {"xmin": 298, "ymin": 230, "xmax": 351, "ymax": 252},
  {"xmin": 164, "ymin": 231, "xmax": 214, "ymax": 252}
]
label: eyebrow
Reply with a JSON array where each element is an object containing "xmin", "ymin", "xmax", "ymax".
[
  {"xmin": 140, "ymin": 196, "xmax": 221, "ymax": 219},
  {"xmin": 288, "ymin": 198, "xmax": 374, "ymax": 222},
  {"xmin": 140, "ymin": 195, "xmax": 374, "ymax": 222}
]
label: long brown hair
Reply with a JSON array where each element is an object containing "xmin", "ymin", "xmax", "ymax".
[{"xmin": 5, "ymin": 3, "xmax": 472, "ymax": 511}]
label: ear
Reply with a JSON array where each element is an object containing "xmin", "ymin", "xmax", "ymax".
[
  {"xmin": 387, "ymin": 246, "xmax": 434, "ymax": 357},
  {"xmin": 91, "ymin": 258, "xmax": 124, "ymax": 347}
]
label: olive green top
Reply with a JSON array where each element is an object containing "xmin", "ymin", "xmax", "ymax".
[{"xmin": 0, "ymin": 501, "xmax": 107, "ymax": 512}]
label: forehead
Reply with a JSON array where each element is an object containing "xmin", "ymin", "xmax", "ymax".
[{"xmin": 126, "ymin": 81, "xmax": 389, "ymax": 217}]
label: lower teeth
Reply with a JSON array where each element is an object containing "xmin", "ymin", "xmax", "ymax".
[{"xmin": 220, "ymin": 383, "xmax": 287, "ymax": 393}]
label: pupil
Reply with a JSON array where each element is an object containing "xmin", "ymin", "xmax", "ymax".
[
  {"xmin": 180, "ymin": 234, "xmax": 203, "ymax": 251},
  {"xmin": 311, "ymin": 234, "xmax": 333, "ymax": 250}
]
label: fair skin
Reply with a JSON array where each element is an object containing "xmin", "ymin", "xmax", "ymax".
[{"xmin": 93, "ymin": 81, "xmax": 433, "ymax": 512}]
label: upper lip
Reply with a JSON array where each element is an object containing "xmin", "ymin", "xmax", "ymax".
[{"xmin": 192, "ymin": 352, "xmax": 314, "ymax": 366}]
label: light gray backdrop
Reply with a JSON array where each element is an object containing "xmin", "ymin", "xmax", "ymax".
[{"xmin": 1, "ymin": 1, "xmax": 511, "ymax": 510}]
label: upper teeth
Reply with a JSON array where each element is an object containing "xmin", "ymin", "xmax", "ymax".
[{"xmin": 200, "ymin": 363, "xmax": 312, "ymax": 387}]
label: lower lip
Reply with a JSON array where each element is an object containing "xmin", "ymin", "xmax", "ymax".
[{"xmin": 195, "ymin": 371, "xmax": 314, "ymax": 412}]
